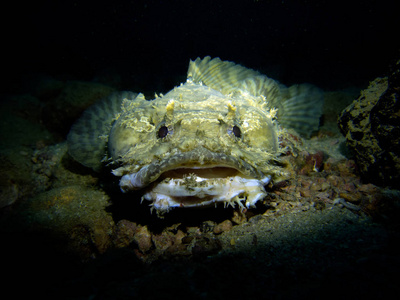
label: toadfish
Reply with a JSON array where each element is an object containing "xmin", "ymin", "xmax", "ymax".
[{"xmin": 68, "ymin": 57, "xmax": 323, "ymax": 215}]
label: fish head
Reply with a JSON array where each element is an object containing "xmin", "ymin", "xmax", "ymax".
[{"xmin": 109, "ymin": 82, "xmax": 286, "ymax": 214}]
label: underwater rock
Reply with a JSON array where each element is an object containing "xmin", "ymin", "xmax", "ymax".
[
  {"xmin": 6, "ymin": 185, "xmax": 114, "ymax": 260},
  {"xmin": 338, "ymin": 59, "xmax": 400, "ymax": 187},
  {"xmin": 0, "ymin": 179, "xmax": 19, "ymax": 209},
  {"xmin": 152, "ymin": 228, "xmax": 186, "ymax": 255},
  {"xmin": 32, "ymin": 142, "xmax": 98, "ymax": 192},
  {"xmin": 213, "ymin": 219, "xmax": 233, "ymax": 234},
  {"xmin": 191, "ymin": 235, "xmax": 222, "ymax": 258},
  {"xmin": 132, "ymin": 225, "xmax": 153, "ymax": 253},
  {"xmin": 113, "ymin": 220, "xmax": 138, "ymax": 248},
  {"xmin": 0, "ymin": 94, "xmax": 60, "ymax": 208},
  {"xmin": 0, "ymin": 151, "xmax": 33, "ymax": 209}
]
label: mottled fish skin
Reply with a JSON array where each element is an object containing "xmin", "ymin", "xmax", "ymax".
[{"xmin": 67, "ymin": 57, "xmax": 323, "ymax": 215}]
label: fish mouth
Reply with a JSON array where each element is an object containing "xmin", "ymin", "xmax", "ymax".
[{"xmin": 119, "ymin": 147, "xmax": 270, "ymax": 213}]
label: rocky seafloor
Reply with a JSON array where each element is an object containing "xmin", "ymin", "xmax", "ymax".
[{"xmin": 1, "ymin": 77, "xmax": 399, "ymax": 299}]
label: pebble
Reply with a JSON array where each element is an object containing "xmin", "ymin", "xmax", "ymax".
[
  {"xmin": 358, "ymin": 183, "xmax": 378, "ymax": 194},
  {"xmin": 213, "ymin": 220, "xmax": 233, "ymax": 234},
  {"xmin": 114, "ymin": 220, "xmax": 138, "ymax": 248},
  {"xmin": 339, "ymin": 192, "xmax": 361, "ymax": 203},
  {"xmin": 133, "ymin": 225, "xmax": 153, "ymax": 253}
]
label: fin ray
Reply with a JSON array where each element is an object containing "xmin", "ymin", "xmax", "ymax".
[
  {"xmin": 188, "ymin": 56, "xmax": 261, "ymax": 94},
  {"xmin": 67, "ymin": 91, "xmax": 137, "ymax": 171},
  {"xmin": 277, "ymin": 84, "xmax": 324, "ymax": 137}
]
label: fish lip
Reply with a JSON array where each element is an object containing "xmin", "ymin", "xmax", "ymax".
[
  {"xmin": 143, "ymin": 174, "xmax": 271, "ymax": 213},
  {"xmin": 119, "ymin": 146, "xmax": 264, "ymax": 192}
]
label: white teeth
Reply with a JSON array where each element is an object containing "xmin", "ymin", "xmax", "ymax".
[
  {"xmin": 140, "ymin": 175, "xmax": 268, "ymax": 212},
  {"xmin": 260, "ymin": 175, "xmax": 271, "ymax": 185},
  {"xmin": 120, "ymin": 167, "xmax": 271, "ymax": 213},
  {"xmin": 245, "ymin": 192, "xmax": 266, "ymax": 208},
  {"xmin": 120, "ymin": 172, "xmax": 145, "ymax": 192}
]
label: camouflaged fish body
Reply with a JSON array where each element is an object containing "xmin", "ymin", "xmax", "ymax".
[{"xmin": 68, "ymin": 57, "xmax": 323, "ymax": 215}]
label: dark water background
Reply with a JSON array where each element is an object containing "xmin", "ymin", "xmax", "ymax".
[{"xmin": 3, "ymin": 0, "xmax": 399, "ymax": 96}]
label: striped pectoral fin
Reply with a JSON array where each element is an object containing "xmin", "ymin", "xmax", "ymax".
[
  {"xmin": 67, "ymin": 91, "xmax": 137, "ymax": 171},
  {"xmin": 276, "ymin": 84, "xmax": 324, "ymax": 137}
]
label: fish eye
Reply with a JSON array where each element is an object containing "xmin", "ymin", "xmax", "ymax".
[
  {"xmin": 232, "ymin": 125, "xmax": 241, "ymax": 138},
  {"xmin": 228, "ymin": 124, "xmax": 241, "ymax": 139},
  {"xmin": 157, "ymin": 125, "xmax": 169, "ymax": 138}
]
